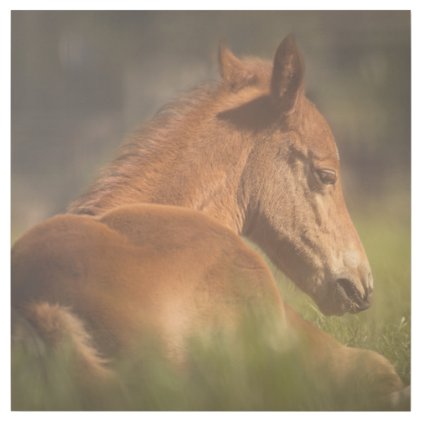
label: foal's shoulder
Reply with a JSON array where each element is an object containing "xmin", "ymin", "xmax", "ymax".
[
  {"xmin": 99, "ymin": 203, "xmax": 236, "ymax": 237},
  {"xmin": 98, "ymin": 203, "xmax": 258, "ymax": 258}
]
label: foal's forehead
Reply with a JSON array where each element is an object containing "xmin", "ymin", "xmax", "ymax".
[{"xmin": 298, "ymin": 100, "xmax": 340, "ymax": 165}]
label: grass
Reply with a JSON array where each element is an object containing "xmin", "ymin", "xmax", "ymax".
[
  {"xmin": 12, "ymin": 313, "xmax": 406, "ymax": 411},
  {"xmin": 11, "ymin": 194, "xmax": 410, "ymax": 410}
]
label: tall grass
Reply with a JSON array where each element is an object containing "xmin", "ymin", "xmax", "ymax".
[{"xmin": 12, "ymin": 313, "xmax": 405, "ymax": 411}]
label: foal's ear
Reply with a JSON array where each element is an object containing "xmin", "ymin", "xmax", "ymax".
[
  {"xmin": 218, "ymin": 42, "xmax": 256, "ymax": 90},
  {"xmin": 271, "ymin": 34, "xmax": 305, "ymax": 113}
]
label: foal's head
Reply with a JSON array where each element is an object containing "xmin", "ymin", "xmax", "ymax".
[{"xmin": 218, "ymin": 35, "xmax": 372, "ymax": 315}]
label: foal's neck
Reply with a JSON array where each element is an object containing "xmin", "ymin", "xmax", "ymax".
[{"xmin": 67, "ymin": 84, "xmax": 249, "ymax": 235}]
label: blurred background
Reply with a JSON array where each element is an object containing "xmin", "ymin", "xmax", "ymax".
[
  {"xmin": 11, "ymin": 11, "xmax": 410, "ymax": 239},
  {"xmin": 11, "ymin": 10, "xmax": 411, "ymax": 389}
]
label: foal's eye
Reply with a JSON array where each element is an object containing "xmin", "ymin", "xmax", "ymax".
[{"xmin": 316, "ymin": 168, "xmax": 337, "ymax": 185}]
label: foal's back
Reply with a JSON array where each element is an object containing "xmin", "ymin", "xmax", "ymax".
[{"xmin": 12, "ymin": 204, "xmax": 285, "ymax": 360}]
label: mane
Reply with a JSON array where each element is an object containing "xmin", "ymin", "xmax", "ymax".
[{"xmin": 67, "ymin": 81, "xmax": 220, "ymax": 215}]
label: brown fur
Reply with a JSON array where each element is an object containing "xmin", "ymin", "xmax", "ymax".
[{"xmin": 12, "ymin": 35, "xmax": 408, "ymax": 409}]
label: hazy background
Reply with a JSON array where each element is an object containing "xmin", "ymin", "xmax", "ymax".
[{"xmin": 11, "ymin": 11, "xmax": 410, "ymax": 239}]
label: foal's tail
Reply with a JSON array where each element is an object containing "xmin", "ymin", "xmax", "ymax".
[{"xmin": 12, "ymin": 302, "xmax": 114, "ymax": 409}]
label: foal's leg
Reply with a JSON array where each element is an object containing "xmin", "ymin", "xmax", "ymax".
[{"xmin": 283, "ymin": 304, "xmax": 408, "ymax": 409}]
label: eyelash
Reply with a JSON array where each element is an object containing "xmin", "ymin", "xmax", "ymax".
[{"xmin": 316, "ymin": 168, "xmax": 337, "ymax": 185}]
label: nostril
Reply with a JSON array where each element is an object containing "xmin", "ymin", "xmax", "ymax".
[
  {"xmin": 335, "ymin": 277, "xmax": 373, "ymax": 313},
  {"xmin": 337, "ymin": 278, "xmax": 355, "ymax": 296},
  {"xmin": 336, "ymin": 278, "xmax": 365, "ymax": 304}
]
